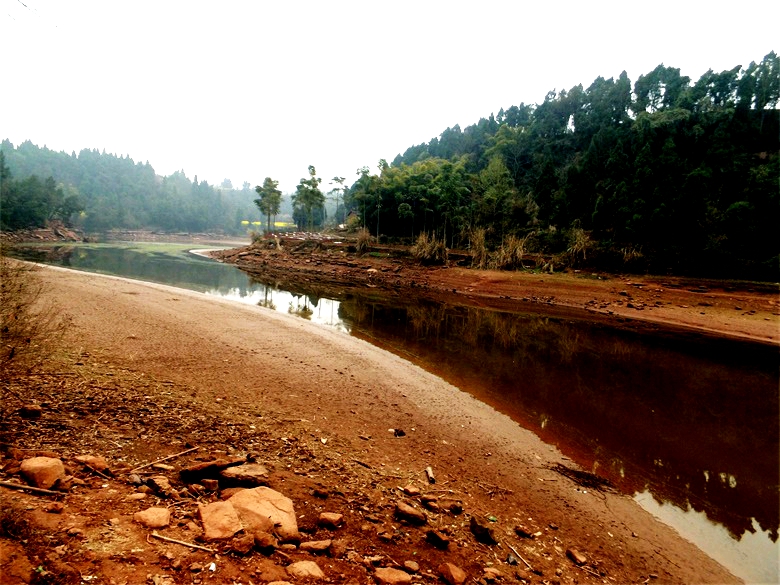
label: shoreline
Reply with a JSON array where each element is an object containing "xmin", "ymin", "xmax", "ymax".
[{"xmin": 6, "ymin": 264, "xmax": 743, "ymax": 583}]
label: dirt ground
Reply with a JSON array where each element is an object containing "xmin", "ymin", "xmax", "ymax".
[{"xmin": 2, "ymin": 243, "xmax": 777, "ymax": 585}]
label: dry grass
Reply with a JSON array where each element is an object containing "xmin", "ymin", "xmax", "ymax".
[
  {"xmin": 355, "ymin": 228, "xmax": 372, "ymax": 255},
  {"xmin": 469, "ymin": 227, "xmax": 488, "ymax": 269},
  {"xmin": 489, "ymin": 234, "xmax": 531, "ymax": 270},
  {"xmin": 0, "ymin": 250, "xmax": 66, "ymax": 379},
  {"xmin": 411, "ymin": 232, "xmax": 448, "ymax": 265}
]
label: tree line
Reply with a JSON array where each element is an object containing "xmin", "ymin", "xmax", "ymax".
[
  {"xmin": 0, "ymin": 140, "xmax": 263, "ymax": 234},
  {"xmin": 341, "ymin": 53, "xmax": 778, "ymax": 279}
]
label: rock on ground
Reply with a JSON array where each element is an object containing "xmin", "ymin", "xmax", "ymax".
[{"xmin": 20, "ymin": 457, "xmax": 65, "ymax": 489}]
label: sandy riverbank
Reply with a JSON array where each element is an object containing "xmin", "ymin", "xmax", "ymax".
[{"xmin": 1, "ymin": 265, "xmax": 743, "ymax": 584}]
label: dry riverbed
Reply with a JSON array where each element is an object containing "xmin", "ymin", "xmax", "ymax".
[{"xmin": 3, "ymin": 254, "xmax": 774, "ymax": 584}]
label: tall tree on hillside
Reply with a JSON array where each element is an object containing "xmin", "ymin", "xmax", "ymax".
[
  {"xmin": 254, "ymin": 177, "xmax": 282, "ymax": 233},
  {"xmin": 330, "ymin": 176, "xmax": 347, "ymax": 226},
  {"xmin": 292, "ymin": 166, "xmax": 325, "ymax": 231}
]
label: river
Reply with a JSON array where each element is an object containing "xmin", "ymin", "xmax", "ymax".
[{"xmin": 9, "ymin": 241, "xmax": 779, "ymax": 584}]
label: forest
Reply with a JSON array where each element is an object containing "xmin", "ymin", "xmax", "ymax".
[
  {"xmin": 1, "ymin": 52, "xmax": 778, "ymax": 279},
  {"xmin": 344, "ymin": 53, "xmax": 779, "ymax": 279},
  {"xmin": 0, "ymin": 141, "xmax": 264, "ymax": 234}
]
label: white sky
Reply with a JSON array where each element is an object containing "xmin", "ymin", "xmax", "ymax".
[{"xmin": 2, "ymin": 0, "xmax": 777, "ymax": 193}]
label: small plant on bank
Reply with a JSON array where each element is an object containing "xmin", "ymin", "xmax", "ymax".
[
  {"xmin": 411, "ymin": 232, "xmax": 448, "ymax": 265},
  {"xmin": 489, "ymin": 234, "xmax": 532, "ymax": 270},
  {"xmin": 470, "ymin": 227, "xmax": 488, "ymax": 269},
  {"xmin": 356, "ymin": 228, "xmax": 372, "ymax": 255},
  {"xmin": 0, "ymin": 249, "xmax": 66, "ymax": 378}
]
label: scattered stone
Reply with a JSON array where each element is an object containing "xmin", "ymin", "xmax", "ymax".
[
  {"xmin": 189, "ymin": 562, "xmax": 204, "ymax": 572},
  {"xmin": 402, "ymin": 485, "xmax": 420, "ymax": 497},
  {"xmin": 470, "ymin": 516, "xmax": 499, "ymax": 545},
  {"xmin": 201, "ymin": 479, "xmax": 220, "ymax": 491},
  {"xmin": 253, "ymin": 530, "xmax": 278, "ymax": 552},
  {"xmin": 198, "ymin": 501, "xmax": 242, "ymax": 540},
  {"xmin": 394, "ymin": 501, "xmax": 427, "ymax": 525},
  {"xmin": 219, "ymin": 487, "xmax": 246, "ymax": 499},
  {"xmin": 403, "ymin": 560, "xmax": 419, "ymax": 573},
  {"xmin": 19, "ymin": 404, "xmax": 43, "ymax": 419},
  {"xmin": 220, "ymin": 463, "xmax": 269, "ymax": 486},
  {"xmin": 439, "ymin": 562, "xmax": 467, "ymax": 585},
  {"xmin": 329, "ymin": 539, "xmax": 347, "ymax": 558},
  {"xmin": 421, "ymin": 494, "xmax": 440, "ymax": 511},
  {"xmin": 514, "ymin": 525, "xmax": 535, "ymax": 539},
  {"xmin": 312, "ymin": 487, "xmax": 329, "ymax": 499},
  {"xmin": 45, "ymin": 502, "xmax": 65, "ymax": 514},
  {"xmin": 286, "ymin": 560, "xmax": 325, "ymax": 579},
  {"xmin": 228, "ymin": 533, "xmax": 255, "ymax": 555},
  {"xmin": 229, "ymin": 486, "xmax": 299, "ymax": 541},
  {"xmin": 425, "ymin": 529, "xmax": 450, "ymax": 549},
  {"xmin": 128, "ymin": 473, "xmax": 143, "ymax": 485},
  {"xmin": 20, "ymin": 457, "xmax": 65, "ymax": 489},
  {"xmin": 179, "ymin": 457, "xmax": 245, "ymax": 482},
  {"xmin": 74, "ymin": 455, "xmax": 110, "ymax": 472},
  {"xmin": 374, "ymin": 566, "xmax": 412, "ymax": 585},
  {"xmin": 133, "ymin": 507, "xmax": 171, "ymax": 529},
  {"xmin": 443, "ymin": 500, "xmax": 463, "ymax": 514},
  {"xmin": 483, "ymin": 567, "xmax": 504, "ymax": 582},
  {"xmin": 566, "ymin": 548, "xmax": 587, "ymax": 566},
  {"xmin": 147, "ymin": 475, "xmax": 177, "ymax": 498},
  {"xmin": 318, "ymin": 512, "xmax": 343, "ymax": 529},
  {"xmin": 127, "ymin": 493, "xmax": 147, "ymax": 501},
  {"xmin": 152, "ymin": 463, "xmax": 176, "ymax": 471},
  {"xmin": 300, "ymin": 539, "xmax": 332, "ymax": 553}
]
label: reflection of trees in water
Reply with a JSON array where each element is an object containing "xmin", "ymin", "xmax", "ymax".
[
  {"xmin": 257, "ymin": 286, "xmax": 276, "ymax": 310},
  {"xmin": 288, "ymin": 295, "xmax": 313, "ymax": 320},
  {"xmin": 338, "ymin": 295, "xmax": 779, "ymax": 543}
]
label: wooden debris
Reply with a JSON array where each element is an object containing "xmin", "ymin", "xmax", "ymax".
[
  {"xmin": 130, "ymin": 447, "xmax": 199, "ymax": 472},
  {"xmin": 507, "ymin": 543, "xmax": 534, "ymax": 571},
  {"xmin": 150, "ymin": 531, "xmax": 215, "ymax": 553},
  {"xmin": 0, "ymin": 480, "xmax": 63, "ymax": 496}
]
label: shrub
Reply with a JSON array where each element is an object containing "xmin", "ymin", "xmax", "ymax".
[
  {"xmin": 470, "ymin": 227, "xmax": 488, "ymax": 269},
  {"xmin": 411, "ymin": 232, "xmax": 448, "ymax": 265},
  {"xmin": 489, "ymin": 234, "xmax": 531, "ymax": 270},
  {"xmin": 355, "ymin": 228, "xmax": 372, "ymax": 255},
  {"xmin": 0, "ymin": 250, "xmax": 65, "ymax": 378}
]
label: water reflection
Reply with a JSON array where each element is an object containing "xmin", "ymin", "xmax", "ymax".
[
  {"xmin": 336, "ymin": 297, "xmax": 779, "ymax": 545},
  {"xmin": 9, "ymin": 243, "xmax": 779, "ymax": 583}
]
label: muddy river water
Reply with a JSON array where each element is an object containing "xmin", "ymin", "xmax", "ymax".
[{"xmin": 10, "ymin": 242, "xmax": 779, "ymax": 584}]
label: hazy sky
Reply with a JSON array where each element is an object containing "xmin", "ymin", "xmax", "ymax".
[{"xmin": 3, "ymin": 0, "xmax": 777, "ymax": 193}]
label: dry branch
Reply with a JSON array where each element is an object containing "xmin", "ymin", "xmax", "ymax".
[
  {"xmin": 130, "ymin": 446, "xmax": 199, "ymax": 472},
  {"xmin": 150, "ymin": 531, "xmax": 215, "ymax": 553},
  {"xmin": 0, "ymin": 480, "xmax": 63, "ymax": 496}
]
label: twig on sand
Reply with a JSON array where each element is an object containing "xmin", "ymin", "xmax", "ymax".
[
  {"xmin": 130, "ymin": 447, "xmax": 199, "ymax": 472},
  {"xmin": 507, "ymin": 543, "xmax": 534, "ymax": 571},
  {"xmin": 149, "ymin": 531, "xmax": 215, "ymax": 553},
  {"xmin": 0, "ymin": 480, "xmax": 63, "ymax": 497}
]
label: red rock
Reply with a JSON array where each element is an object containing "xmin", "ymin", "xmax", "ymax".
[
  {"xmin": 133, "ymin": 507, "xmax": 171, "ymax": 528},
  {"xmin": 566, "ymin": 548, "xmax": 587, "ymax": 566},
  {"xmin": 374, "ymin": 566, "xmax": 412, "ymax": 584},
  {"xmin": 20, "ymin": 457, "xmax": 65, "ymax": 489},
  {"xmin": 74, "ymin": 455, "xmax": 109, "ymax": 472},
  {"xmin": 317, "ymin": 512, "xmax": 343, "ymax": 529},
  {"xmin": 198, "ymin": 501, "xmax": 241, "ymax": 540},
  {"xmin": 286, "ymin": 560, "xmax": 325, "ymax": 579},
  {"xmin": 439, "ymin": 562, "xmax": 467, "ymax": 585},
  {"xmin": 394, "ymin": 501, "xmax": 427, "ymax": 525},
  {"xmin": 299, "ymin": 539, "xmax": 332, "ymax": 553},
  {"xmin": 228, "ymin": 487, "xmax": 299, "ymax": 542}
]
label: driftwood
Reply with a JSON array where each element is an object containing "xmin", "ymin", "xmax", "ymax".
[
  {"xmin": 507, "ymin": 542, "xmax": 534, "ymax": 571},
  {"xmin": 149, "ymin": 531, "xmax": 215, "ymax": 553},
  {"xmin": 0, "ymin": 480, "xmax": 63, "ymax": 496},
  {"xmin": 130, "ymin": 447, "xmax": 199, "ymax": 472}
]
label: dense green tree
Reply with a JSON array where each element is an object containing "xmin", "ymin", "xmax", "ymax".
[
  {"xmin": 292, "ymin": 166, "xmax": 325, "ymax": 231},
  {"xmin": 254, "ymin": 177, "xmax": 282, "ymax": 232}
]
